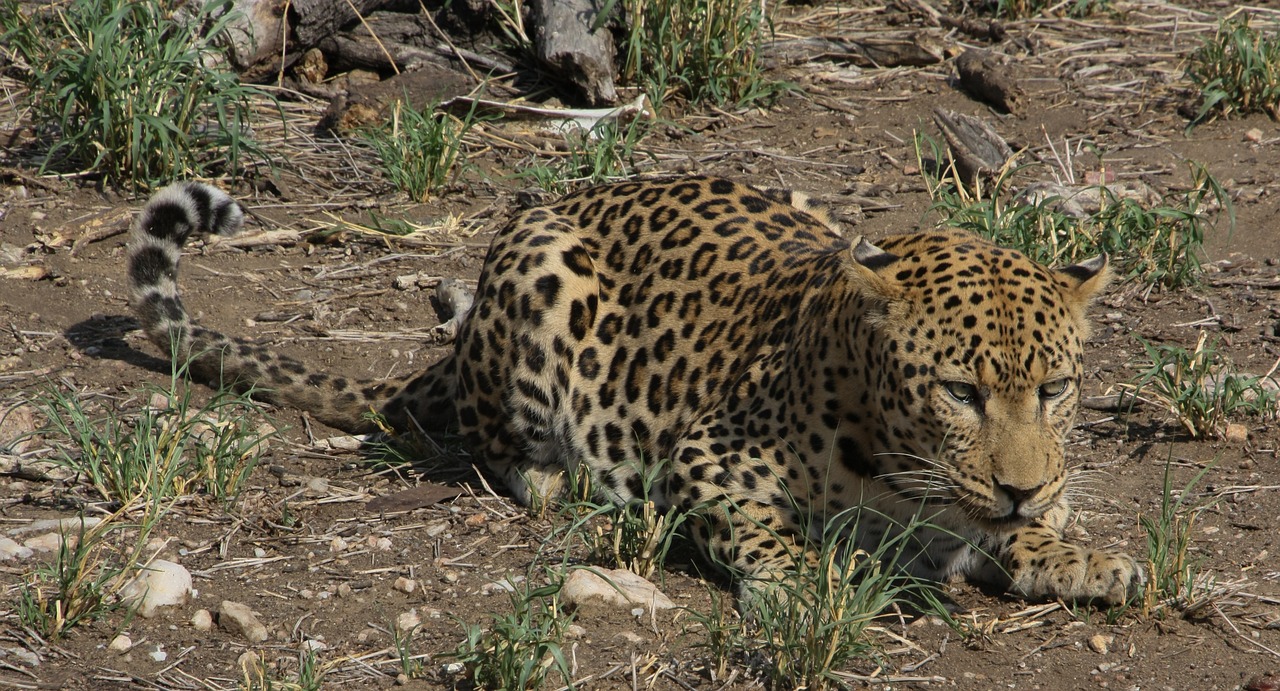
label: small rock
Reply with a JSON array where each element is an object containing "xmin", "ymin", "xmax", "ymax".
[
  {"xmin": 254, "ymin": 547, "xmax": 267, "ymax": 558},
  {"xmin": 21, "ymin": 532, "xmax": 65, "ymax": 553},
  {"xmin": 108, "ymin": 634, "xmax": 132, "ymax": 653},
  {"xmin": 561, "ymin": 568, "xmax": 676, "ymax": 613},
  {"xmin": 1245, "ymin": 128, "xmax": 1265, "ymax": 143},
  {"xmin": 304, "ymin": 476, "xmax": 330, "ymax": 496},
  {"xmin": 566, "ymin": 624, "xmax": 588, "ymax": 639},
  {"xmin": 237, "ymin": 651, "xmax": 261, "ymax": 672},
  {"xmin": 3, "ymin": 646, "xmax": 40, "ymax": 667},
  {"xmin": 300, "ymin": 639, "xmax": 327, "ymax": 653},
  {"xmin": 464, "ymin": 513, "xmax": 487, "ymax": 527},
  {"xmin": 482, "ymin": 576, "xmax": 523, "ymax": 595},
  {"xmin": 396, "ymin": 609, "xmax": 421, "ymax": 633},
  {"xmin": 191, "ymin": 609, "xmax": 213, "ymax": 631},
  {"xmin": 615, "ymin": 631, "xmax": 646, "ymax": 645},
  {"xmin": 369, "ymin": 536, "xmax": 393, "ymax": 551},
  {"xmin": 337, "ymin": 583, "xmax": 353, "ymax": 598},
  {"xmin": 218, "ymin": 601, "xmax": 269, "ymax": 643},
  {"xmin": 0, "ymin": 403, "xmax": 42, "ymax": 454},
  {"xmin": 393, "ymin": 577, "xmax": 417, "ymax": 594},
  {"xmin": 441, "ymin": 662, "xmax": 465, "ymax": 675},
  {"xmin": 1088, "ymin": 633, "xmax": 1113, "ymax": 655},
  {"xmin": 1245, "ymin": 673, "xmax": 1280, "ymax": 691},
  {"xmin": 148, "ymin": 645, "xmax": 167, "ymax": 662},
  {"xmin": 0, "ymin": 536, "xmax": 32, "ymax": 561},
  {"xmin": 119, "ymin": 559, "xmax": 193, "ymax": 618},
  {"xmin": 330, "ymin": 537, "xmax": 349, "ymax": 553},
  {"xmin": 1225, "ymin": 423, "xmax": 1248, "ymax": 443},
  {"xmin": 10, "ymin": 517, "xmax": 103, "ymax": 552}
]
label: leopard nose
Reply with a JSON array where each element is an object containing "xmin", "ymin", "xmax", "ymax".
[{"xmin": 997, "ymin": 482, "xmax": 1042, "ymax": 514}]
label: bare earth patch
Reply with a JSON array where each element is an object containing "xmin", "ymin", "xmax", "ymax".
[{"xmin": 2, "ymin": 2, "xmax": 1279, "ymax": 689}]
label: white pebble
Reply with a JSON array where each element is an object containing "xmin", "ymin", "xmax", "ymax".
[
  {"xmin": 191, "ymin": 609, "xmax": 213, "ymax": 631},
  {"xmin": 118, "ymin": 560, "xmax": 193, "ymax": 618}
]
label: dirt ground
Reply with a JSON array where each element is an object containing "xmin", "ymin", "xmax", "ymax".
[{"xmin": 2, "ymin": 1, "xmax": 1280, "ymax": 689}]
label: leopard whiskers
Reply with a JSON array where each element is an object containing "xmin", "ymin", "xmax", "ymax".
[
  {"xmin": 874, "ymin": 452, "xmax": 957, "ymax": 500},
  {"xmin": 1062, "ymin": 466, "xmax": 1106, "ymax": 503}
]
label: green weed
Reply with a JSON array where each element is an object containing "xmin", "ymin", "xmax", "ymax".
[
  {"xmin": 518, "ymin": 117, "xmax": 653, "ymax": 194},
  {"xmin": 362, "ymin": 100, "xmax": 478, "ymax": 202},
  {"xmin": 1188, "ymin": 15, "xmax": 1280, "ymax": 124},
  {"xmin": 1, "ymin": 0, "xmax": 267, "ymax": 189},
  {"xmin": 916, "ymin": 133, "xmax": 1227, "ymax": 289},
  {"xmin": 391, "ymin": 617, "xmax": 425, "ymax": 679},
  {"xmin": 452, "ymin": 578, "xmax": 574, "ymax": 690},
  {"xmin": 1128, "ymin": 331, "xmax": 1279, "ymax": 440},
  {"xmin": 564, "ymin": 459, "xmax": 687, "ymax": 579},
  {"xmin": 614, "ymin": 0, "xmax": 783, "ymax": 108},
  {"xmin": 38, "ymin": 380, "xmax": 272, "ymax": 508},
  {"xmin": 238, "ymin": 648, "xmax": 327, "ymax": 691},
  {"xmin": 745, "ymin": 528, "xmax": 925, "ymax": 689},
  {"xmin": 17, "ymin": 515, "xmax": 121, "ymax": 639},
  {"xmin": 16, "ymin": 504, "xmax": 163, "ymax": 641},
  {"xmin": 687, "ymin": 504, "xmax": 933, "ymax": 690},
  {"xmin": 1140, "ymin": 458, "xmax": 1217, "ymax": 617}
]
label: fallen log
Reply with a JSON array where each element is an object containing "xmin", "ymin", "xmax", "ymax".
[
  {"xmin": 955, "ymin": 49, "xmax": 1023, "ymax": 114},
  {"xmin": 530, "ymin": 0, "xmax": 617, "ymax": 105},
  {"xmin": 933, "ymin": 108, "xmax": 1013, "ymax": 186}
]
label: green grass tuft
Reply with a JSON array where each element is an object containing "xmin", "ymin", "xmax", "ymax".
[
  {"xmin": 452, "ymin": 578, "xmax": 574, "ymax": 690},
  {"xmin": 1128, "ymin": 331, "xmax": 1279, "ymax": 440},
  {"xmin": 1140, "ymin": 457, "xmax": 1218, "ymax": 618},
  {"xmin": 1188, "ymin": 15, "xmax": 1280, "ymax": 125},
  {"xmin": 1, "ymin": 0, "xmax": 268, "ymax": 189},
  {"xmin": 38, "ymin": 375, "xmax": 273, "ymax": 509},
  {"xmin": 362, "ymin": 100, "xmax": 478, "ymax": 202},
  {"xmin": 916, "ymin": 133, "xmax": 1229, "ymax": 289},
  {"xmin": 616, "ymin": 0, "xmax": 784, "ymax": 108}
]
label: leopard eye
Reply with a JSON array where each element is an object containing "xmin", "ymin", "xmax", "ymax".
[
  {"xmin": 942, "ymin": 381, "xmax": 978, "ymax": 405},
  {"xmin": 1039, "ymin": 378, "xmax": 1069, "ymax": 399}
]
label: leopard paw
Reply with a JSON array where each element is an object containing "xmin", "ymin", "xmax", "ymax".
[{"xmin": 1010, "ymin": 545, "xmax": 1145, "ymax": 605}]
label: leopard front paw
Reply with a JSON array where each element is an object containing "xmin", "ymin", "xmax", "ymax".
[{"xmin": 1009, "ymin": 545, "xmax": 1145, "ymax": 605}]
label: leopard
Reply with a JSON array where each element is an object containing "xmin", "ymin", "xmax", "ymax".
[{"xmin": 127, "ymin": 176, "xmax": 1143, "ymax": 604}]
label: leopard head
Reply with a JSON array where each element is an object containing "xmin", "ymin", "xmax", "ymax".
[{"xmin": 845, "ymin": 232, "xmax": 1111, "ymax": 527}]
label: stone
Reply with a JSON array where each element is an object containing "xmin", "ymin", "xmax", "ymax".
[
  {"xmin": 10, "ymin": 517, "xmax": 103, "ymax": 553},
  {"xmin": 393, "ymin": 576, "xmax": 417, "ymax": 594},
  {"xmin": 119, "ymin": 559, "xmax": 193, "ymax": 618},
  {"xmin": 218, "ymin": 601, "xmax": 269, "ymax": 643},
  {"xmin": 0, "ymin": 536, "xmax": 32, "ymax": 561},
  {"xmin": 561, "ymin": 568, "xmax": 676, "ymax": 613},
  {"xmin": 1089, "ymin": 633, "xmax": 1113, "ymax": 655},
  {"xmin": 191, "ymin": 609, "xmax": 213, "ymax": 631},
  {"xmin": 304, "ymin": 476, "xmax": 330, "ymax": 496},
  {"xmin": 396, "ymin": 609, "xmax": 421, "ymax": 633},
  {"xmin": 108, "ymin": 634, "xmax": 132, "ymax": 653}
]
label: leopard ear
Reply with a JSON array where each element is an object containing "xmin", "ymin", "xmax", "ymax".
[
  {"xmin": 845, "ymin": 236, "xmax": 904, "ymax": 299},
  {"xmin": 1053, "ymin": 254, "xmax": 1112, "ymax": 305}
]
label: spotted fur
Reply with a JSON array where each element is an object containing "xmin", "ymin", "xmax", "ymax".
[{"xmin": 127, "ymin": 176, "xmax": 1142, "ymax": 604}]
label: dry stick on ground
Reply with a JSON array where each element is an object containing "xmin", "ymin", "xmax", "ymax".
[{"xmin": 761, "ymin": 34, "xmax": 948, "ymax": 68}]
